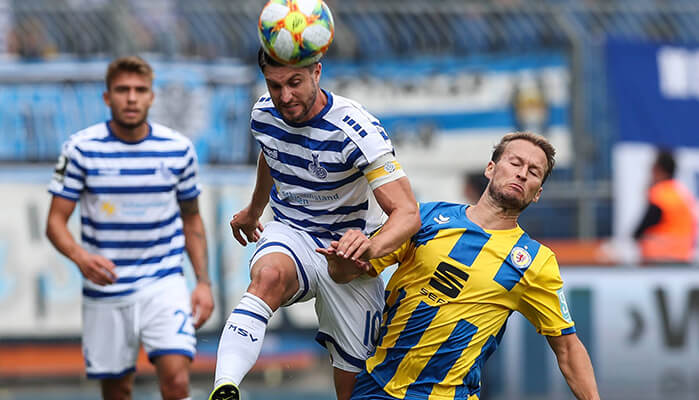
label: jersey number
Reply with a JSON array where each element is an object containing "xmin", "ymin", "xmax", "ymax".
[
  {"xmin": 174, "ymin": 309, "xmax": 195, "ymax": 337},
  {"xmin": 363, "ymin": 310, "xmax": 381, "ymax": 346},
  {"xmin": 428, "ymin": 262, "xmax": 470, "ymax": 298}
]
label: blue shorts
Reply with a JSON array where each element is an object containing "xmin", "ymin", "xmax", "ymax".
[
  {"xmin": 351, "ymin": 370, "xmax": 481, "ymax": 400},
  {"xmin": 351, "ymin": 371, "xmax": 397, "ymax": 400}
]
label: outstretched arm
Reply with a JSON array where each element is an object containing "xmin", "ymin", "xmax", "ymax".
[
  {"xmin": 546, "ymin": 333, "xmax": 600, "ymax": 400},
  {"xmin": 230, "ymin": 151, "xmax": 273, "ymax": 246}
]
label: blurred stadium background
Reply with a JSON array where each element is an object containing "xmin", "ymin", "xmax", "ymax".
[{"xmin": 2, "ymin": 0, "xmax": 699, "ymax": 399}]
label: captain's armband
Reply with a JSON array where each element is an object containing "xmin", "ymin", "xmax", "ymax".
[{"xmin": 364, "ymin": 153, "xmax": 406, "ymax": 190}]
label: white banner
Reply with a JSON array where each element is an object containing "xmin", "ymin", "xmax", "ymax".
[{"xmin": 0, "ymin": 181, "xmax": 221, "ymax": 337}]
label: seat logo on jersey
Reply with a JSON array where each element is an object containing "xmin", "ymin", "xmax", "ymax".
[
  {"xmin": 308, "ymin": 153, "xmax": 328, "ymax": 179},
  {"xmin": 510, "ymin": 246, "xmax": 532, "ymax": 269},
  {"xmin": 428, "ymin": 261, "xmax": 470, "ymax": 299},
  {"xmin": 433, "ymin": 214, "xmax": 450, "ymax": 224}
]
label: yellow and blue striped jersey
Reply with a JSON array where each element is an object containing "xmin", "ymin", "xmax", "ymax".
[{"xmin": 366, "ymin": 202, "xmax": 575, "ymax": 399}]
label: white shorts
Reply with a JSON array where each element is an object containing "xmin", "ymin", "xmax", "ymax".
[
  {"xmin": 82, "ymin": 276, "xmax": 196, "ymax": 379},
  {"xmin": 251, "ymin": 221, "xmax": 385, "ymax": 373}
]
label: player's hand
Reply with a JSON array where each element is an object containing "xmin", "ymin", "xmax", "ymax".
[
  {"xmin": 316, "ymin": 246, "xmax": 371, "ymax": 283},
  {"xmin": 190, "ymin": 282, "xmax": 214, "ymax": 329},
  {"xmin": 74, "ymin": 249, "xmax": 117, "ymax": 286},
  {"xmin": 230, "ymin": 207, "xmax": 264, "ymax": 246},
  {"xmin": 316, "ymin": 246, "xmax": 372, "ymax": 272},
  {"xmin": 334, "ymin": 229, "xmax": 374, "ymax": 262}
]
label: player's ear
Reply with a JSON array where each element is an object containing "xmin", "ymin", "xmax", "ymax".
[
  {"xmin": 532, "ymin": 186, "xmax": 543, "ymax": 203},
  {"xmin": 484, "ymin": 161, "xmax": 495, "ymax": 180},
  {"xmin": 102, "ymin": 90, "xmax": 110, "ymax": 108},
  {"xmin": 313, "ymin": 62, "xmax": 322, "ymax": 83}
]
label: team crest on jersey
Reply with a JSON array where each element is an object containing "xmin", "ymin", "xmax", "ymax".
[
  {"xmin": 308, "ymin": 153, "xmax": 328, "ymax": 179},
  {"xmin": 510, "ymin": 246, "xmax": 532, "ymax": 269},
  {"xmin": 383, "ymin": 161, "xmax": 396, "ymax": 173},
  {"xmin": 158, "ymin": 162, "xmax": 173, "ymax": 179}
]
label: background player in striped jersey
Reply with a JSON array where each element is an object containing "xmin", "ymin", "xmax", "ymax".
[
  {"xmin": 209, "ymin": 49, "xmax": 421, "ymax": 400},
  {"xmin": 45, "ymin": 56, "xmax": 214, "ymax": 400},
  {"xmin": 320, "ymin": 132, "xmax": 600, "ymax": 400}
]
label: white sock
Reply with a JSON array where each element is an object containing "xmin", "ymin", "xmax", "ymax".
[{"xmin": 214, "ymin": 292, "xmax": 273, "ymax": 387}]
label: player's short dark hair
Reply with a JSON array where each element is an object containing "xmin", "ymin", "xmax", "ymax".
[
  {"xmin": 257, "ymin": 48, "xmax": 318, "ymax": 73},
  {"xmin": 491, "ymin": 131, "xmax": 556, "ymax": 183},
  {"xmin": 105, "ymin": 56, "xmax": 153, "ymax": 90},
  {"xmin": 654, "ymin": 149, "xmax": 676, "ymax": 177}
]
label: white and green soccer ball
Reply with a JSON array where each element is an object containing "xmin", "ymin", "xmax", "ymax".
[{"xmin": 258, "ymin": 0, "xmax": 335, "ymax": 66}]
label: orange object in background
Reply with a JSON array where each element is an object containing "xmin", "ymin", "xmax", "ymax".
[
  {"xmin": 0, "ymin": 343, "xmax": 316, "ymax": 379},
  {"xmin": 539, "ymin": 239, "xmax": 617, "ymax": 266}
]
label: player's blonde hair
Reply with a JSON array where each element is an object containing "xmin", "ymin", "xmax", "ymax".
[
  {"xmin": 491, "ymin": 132, "xmax": 556, "ymax": 183},
  {"xmin": 105, "ymin": 56, "xmax": 154, "ymax": 90}
]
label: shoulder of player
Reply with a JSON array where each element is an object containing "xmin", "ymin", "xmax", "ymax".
[
  {"xmin": 252, "ymin": 93, "xmax": 274, "ymax": 112},
  {"xmin": 525, "ymin": 235, "xmax": 557, "ymax": 266},
  {"xmin": 149, "ymin": 122, "xmax": 186, "ymax": 140},
  {"xmin": 149, "ymin": 122, "xmax": 195, "ymax": 148},
  {"xmin": 416, "ymin": 201, "xmax": 464, "ymax": 231},
  {"xmin": 63, "ymin": 122, "xmax": 110, "ymax": 151},
  {"xmin": 325, "ymin": 94, "xmax": 383, "ymax": 140}
]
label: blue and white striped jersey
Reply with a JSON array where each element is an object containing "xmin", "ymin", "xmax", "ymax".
[
  {"xmin": 252, "ymin": 89, "xmax": 398, "ymax": 242},
  {"xmin": 48, "ymin": 121, "xmax": 201, "ymax": 300}
]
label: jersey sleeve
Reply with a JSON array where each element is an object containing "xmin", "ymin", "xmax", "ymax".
[
  {"xmin": 368, "ymin": 230, "xmax": 413, "ymax": 276},
  {"xmin": 516, "ymin": 252, "xmax": 576, "ymax": 336},
  {"xmin": 176, "ymin": 142, "xmax": 201, "ymax": 201},
  {"xmin": 363, "ymin": 153, "xmax": 407, "ymax": 190},
  {"xmin": 48, "ymin": 140, "xmax": 85, "ymax": 202}
]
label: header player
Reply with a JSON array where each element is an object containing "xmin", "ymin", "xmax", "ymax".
[{"xmin": 209, "ymin": 48, "xmax": 421, "ymax": 400}]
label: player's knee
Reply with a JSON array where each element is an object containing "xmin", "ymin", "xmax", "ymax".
[
  {"xmin": 101, "ymin": 378, "xmax": 133, "ymax": 400},
  {"xmin": 250, "ymin": 263, "xmax": 293, "ymax": 295},
  {"xmin": 159, "ymin": 369, "xmax": 189, "ymax": 400}
]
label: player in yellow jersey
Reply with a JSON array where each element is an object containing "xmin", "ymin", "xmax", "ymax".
[{"xmin": 318, "ymin": 132, "xmax": 600, "ymax": 400}]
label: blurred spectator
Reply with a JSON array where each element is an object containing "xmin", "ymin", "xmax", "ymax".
[
  {"xmin": 8, "ymin": 16, "xmax": 56, "ymax": 60},
  {"xmin": 633, "ymin": 150, "xmax": 698, "ymax": 265},
  {"xmin": 463, "ymin": 170, "xmax": 489, "ymax": 205}
]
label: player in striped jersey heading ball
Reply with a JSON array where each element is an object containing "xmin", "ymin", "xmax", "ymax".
[
  {"xmin": 320, "ymin": 132, "xmax": 600, "ymax": 400},
  {"xmin": 46, "ymin": 56, "xmax": 214, "ymax": 400},
  {"xmin": 209, "ymin": 44, "xmax": 421, "ymax": 400}
]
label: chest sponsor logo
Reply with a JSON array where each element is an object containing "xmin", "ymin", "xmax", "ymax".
[
  {"xmin": 101, "ymin": 201, "xmax": 116, "ymax": 216},
  {"xmin": 98, "ymin": 168, "xmax": 119, "ymax": 176}
]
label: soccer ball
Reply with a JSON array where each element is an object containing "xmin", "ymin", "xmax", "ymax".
[{"xmin": 258, "ymin": 0, "xmax": 335, "ymax": 67}]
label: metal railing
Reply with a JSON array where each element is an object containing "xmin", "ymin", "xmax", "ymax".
[{"xmin": 5, "ymin": 0, "xmax": 699, "ymax": 238}]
